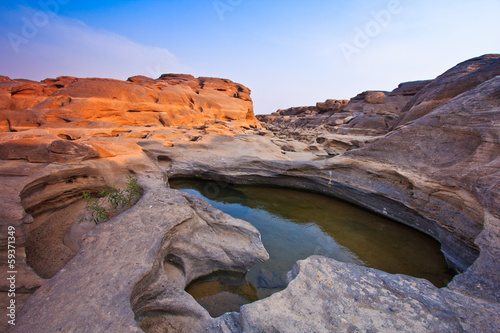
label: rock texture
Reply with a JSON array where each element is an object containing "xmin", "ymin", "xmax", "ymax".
[
  {"xmin": 0, "ymin": 73, "xmax": 262, "ymax": 331},
  {"xmin": 393, "ymin": 54, "xmax": 500, "ymax": 128},
  {"xmin": 231, "ymin": 256, "xmax": 498, "ymax": 333},
  {"xmin": 0, "ymin": 74, "xmax": 259, "ymax": 130},
  {"xmin": 164, "ymin": 55, "xmax": 500, "ymax": 331},
  {"xmin": 11, "ymin": 175, "xmax": 268, "ymax": 333},
  {"xmin": 239, "ymin": 256, "xmax": 466, "ymax": 332},
  {"xmin": 257, "ymin": 80, "xmax": 432, "ymax": 151},
  {"xmin": 1, "ymin": 55, "xmax": 499, "ymax": 332}
]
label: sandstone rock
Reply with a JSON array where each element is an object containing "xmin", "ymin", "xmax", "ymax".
[
  {"xmin": 394, "ymin": 54, "xmax": 500, "ymax": 128},
  {"xmin": 272, "ymin": 105, "xmax": 319, "ymax": 116},
  {"xmin": 12, "ymin": 175, "xmax": 269, "ymax": 333},
  {"xmin": 0, "ymin": 74, "xmax": 260, "ymax": 132},
  {"xmin": 126, "ymin": 75, "xmax": 156, "ymax": 85},
  {"xmin": 48, "ymin": 140, "xmax": 100, "ymax": 164},
  {"xmin": 63, "ymin": 218, "xmax": 95, "ymax": 252},
  {"xmin": 0, "ymin": 109, "xmax": 40, "ymax": 132},
  {"xmin": 0, "ymin": 138, "xmax": 51, "ymax": 162},
  {"xmin": 280, "ymin": 140, "xmax": 309, "ymax": 152},
  {"xmin": 315, "ymin": 134, "xmax": 375, "ymax": 155},
  {"xmin": 343, "ymin": 76, "xmax": 500, "ymax": 274},
  {"xmin": 391, "ymin": 80, "xmax": 432, "ymax": 96},
  {"xmin": 160, "ymin": 56, "xmax": 499, "ymax": 332},
  {"xmin": 346, "ymin": 114, "xmax": 387, "ymax": 133},
  {"xmin": 235, "ymin": 256, "xmax": 466, "ymax": 332},
  {"xmin": 364, "ymin": 91, "xmax": 386, "ymax": 104},
  {"xmin": 316, "ymin": 99, "xmax": 349, "ymax": 113},
  {"xmin": 1, "ymin": 56, "xmax": 499, "ymax": 332},
  {"xmin": 258, "ymin": 79, "xmax": 429, "ymax": 147}
]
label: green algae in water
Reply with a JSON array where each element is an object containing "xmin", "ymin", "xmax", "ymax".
[{"xmin": 172, "ymin": 179, "xmax": 455, "ymax": 317}]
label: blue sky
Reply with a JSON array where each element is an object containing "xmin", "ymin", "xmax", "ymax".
[{"xmin": 1, "ymin": 0, "xmax": 499, "ymax": 114}]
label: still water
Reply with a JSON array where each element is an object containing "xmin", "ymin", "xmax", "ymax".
[{"xmin": 170, "ymin": 179, "xmax": 454, "ymax": 317}]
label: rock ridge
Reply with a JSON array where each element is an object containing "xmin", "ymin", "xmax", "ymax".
[{"xmin": 1, "ymin": 74, "xmax": 260, "ymax": 131}]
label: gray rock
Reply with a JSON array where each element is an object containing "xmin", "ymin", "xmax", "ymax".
[
  {"xmin": 12, "ymin": 175, "xmax": 269, "ymax": 332},
  {"xmin": 393, "ymin": 54, "xmax": 500, "ymax": 128},
  {"xmin": 232, "ymin": 256, "xmax": 465, "ymax": 332}
]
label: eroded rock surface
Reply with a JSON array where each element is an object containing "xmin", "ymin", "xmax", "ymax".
[
  {"xmin": 11, "ymin": 175, "xmax": 268, "ymax": 333},
  {"xmin": 0, "ymin": 73, "xmax": 263, "ymax": 331},
  {"xmin": 257, "ymin": 79, "xmax": 432, "ymax": 153},
  {"xmin": 2, "ymin": 55, "xmax": 500, "ymax": 332},
  {"xmin": 228, "ymin": 256, "xmax": 498, "ymax": 333},
  {"xmin": 238, "ymin": 256, "xmax": 465, "ymax": 332},
  {"xmin": 0, "ymin": 74, "xmax": 259, "ymax": 130}
]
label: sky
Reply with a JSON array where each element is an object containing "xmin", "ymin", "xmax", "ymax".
[{"xmin": 0, "ymin": 0, "xmax": 499, "ymax": 114}]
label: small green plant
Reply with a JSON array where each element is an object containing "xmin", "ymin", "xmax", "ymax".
[
  {"xmin": 82, "ymin": 192, "xmax": 111, "ymax": 224},
  {"xmin": 125, "ymin": 175, "xmax": 142, "ymax": 205},
  {"xmin": 79, "ymin": 177, "xmax": 142, "ymax": 225},
  {"xmin": 105, "ymin": 184, "xmax": 128, "ymax": 209}
]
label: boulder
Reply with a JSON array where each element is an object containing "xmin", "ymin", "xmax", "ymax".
[
  {"xmin": 316, "ymin": 99, "xmax": 349, "ymax": 113},
  {"xmin": 236, "ymin": 256, "xmax": 466, "ymax": 332}
]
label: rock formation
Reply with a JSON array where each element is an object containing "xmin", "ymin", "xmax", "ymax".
[
  {"xmin": 11, "ymin": 175, "xmax": 268, "ymax": 333},
  {"xmin": 0, "ymin": 74, "xmax": 259, "ymax": 131},
  {"xmin": 0, "ymin": 73, "xmax": 263, "ymax": 331},
  {"xmin": 257, "ymin": 80, "xmax": 432, "ymax": 155},
  {"xmin": 1, "ymin": 55, "xmax": 499, "ymax": 332}
]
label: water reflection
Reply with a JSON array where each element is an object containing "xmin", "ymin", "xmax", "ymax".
[
  {"xmin": 171, "ymin": 179, "xmax": 455, "ymax": 316},
  {"xmin": 185, "ymin": 271, "xmax": 258, "ymax": 318}
]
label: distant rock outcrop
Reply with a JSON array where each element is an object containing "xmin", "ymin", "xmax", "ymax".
[
  {"xmin": 257, "ymin": 80, "xmax": 432, "ymax": 155},
  {"xmin": 258, "ymin": 80, "xmax": 431, "ymax": 133},
  {"xmin": 393, "ymin": 54, "xmax": 500, "ymax": 128},
  {"xmin": 0, "ymin": 74, "xmax": 259, "ymax": 131}
]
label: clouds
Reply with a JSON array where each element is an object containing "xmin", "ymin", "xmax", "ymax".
[{"xmin": 0, "ymin": 6, "xmax": 190, "ymax": 81}]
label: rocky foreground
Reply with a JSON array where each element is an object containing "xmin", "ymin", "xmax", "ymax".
[{"xmin": 1, "ymin": 55, "xmax": 499, "ymax": 332}]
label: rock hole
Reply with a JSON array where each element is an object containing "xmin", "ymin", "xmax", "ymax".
[
  {"xmin": 185, "ymin": 270, "xmax": 258, "ymax": 318},
  {"xmin": 316, "ymin": 137, "xmax": 326, "ymax": 144},
  {"xmin": 57, "ymin": 134, "xmax": 74, "ymax": 140}
]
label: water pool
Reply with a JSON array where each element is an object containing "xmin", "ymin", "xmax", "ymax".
[{"xmin": 170, "ymin": 179, "xmax": 454, "ymax": 317}]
